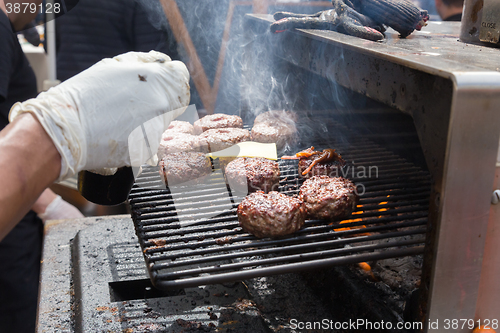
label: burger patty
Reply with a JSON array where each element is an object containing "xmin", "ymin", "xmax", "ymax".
[
  {"xmin": 194, "ymin": 113, "xmax": 243, "ymax": 134},
  {"xmin": 299, "ymin": 176, "xmax": 359, "ymax": 220},
  {"xmin": 251, "ymin": 122, "xmax": 297, "ymax": 151},
  {"xmin": 253, "ymin": 110, "xmax": 298, "ymax": 124},
  {"xmin": 199, "ymin": 128, "xmax": 250, "ymax": 152},
  {"xmin": 163, "ymin": 120, "xmax": 195, "ymax": 135},
  {"xmin": 298, "ymin": 156, "xmax": 345, "ymax": 178},
  {"xmin": 159, "ymin": 152, "xmax": 212, "ymax": 186},
  {"xmin": 224, "ymin": 157, "xmax": 280, "ymax": 194},
  {"xmin": 251, "ymin": 111, "xmax": 298, "ymax": 151},
  {"xmin": 237, "ymin": 191, "xmax": 306, "ymax": 238},
  {"xmin": 157, "ymin": 134, "xmax": 208, "ymax": 160}
]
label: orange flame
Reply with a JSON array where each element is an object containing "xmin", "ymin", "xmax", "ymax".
[{"xmin": 334, "ymin": 195, "xmax": 390, "ymax": 233}]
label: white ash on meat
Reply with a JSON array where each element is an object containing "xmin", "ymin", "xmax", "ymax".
[
  {"xmin": 237, "ymin": 191, "xmax": 306, "ymax": 238},
  {"xmin": 224, "ymin": 157, "xmax": 280, "ymax": 194},
  {"xmin": 194, "ymin": 113, "xmax": 243, "ymax": 134},
  {"xmin": 199, "ymin": 128, "xmax": 250, "ymax": 152},
  {"xmin": 299, "ymin": 176, "xmax": 358, "ymax": 220}
]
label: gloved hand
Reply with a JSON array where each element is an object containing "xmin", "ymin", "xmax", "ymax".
[
  {"xmin": 37, "ymin": 195, "xmax": 84, "ymax": 223},
  {"xmin": 271, "ymin": 0, "xmax": 428, "ymax": 40},
  {"xmin": 9, "ymin": 51, "xmax": 190, "ymax": 181}
]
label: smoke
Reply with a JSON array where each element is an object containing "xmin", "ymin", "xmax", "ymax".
[
  {"xmin": 134, "ymin": 0, "xmax": 169, "ymax": 30},
  {"xmin": 135, "ymin": 0, "xmax": 364, "ymax": 149}
]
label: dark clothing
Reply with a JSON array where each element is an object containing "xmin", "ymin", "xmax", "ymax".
[
  {"xmin": 444, "ymin": 13, "xmax": 462, "ymax": 21},
  {"xmin": 0, "ymin": 11, "xmax": 43, "ymax": 333},
  {"xmin": 0, "ymin": 12, "xmax": 37, "ymax": 127},
  {"xmin": 0, "ymin": 214, "xmax": 43, "ymax": 333},
  {"xmin": 56, "ymin": 0, "xmax": 178, "ymax": 81}
]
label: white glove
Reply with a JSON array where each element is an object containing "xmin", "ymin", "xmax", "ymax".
[
  {"xmin": 37, "ymin": 195, "xmax": 84, "ymax": 223},
  {"xmin": 9, "ymin": 51, "xmax": 190, "ymax": 181}
]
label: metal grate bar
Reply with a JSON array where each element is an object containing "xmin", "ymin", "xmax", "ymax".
[
  {"xmin": 149, "ymin": 229, "xmax": 426, "ymax": 270},
  {"xmin": 153, "ymin": 247, "xmax": 425, "ymax": 290},
  {"xmin": 155, "ymin": 238, "xmax": 425, "ymax": 280},
  {"xmin": 143, "ymin": 218, "xmax": 426, "ymax": 257}
]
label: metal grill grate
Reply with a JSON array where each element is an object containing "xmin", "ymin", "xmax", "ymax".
[{"xmin": 129, "ymin": 123, "xmax": 430, "ymax": 290}]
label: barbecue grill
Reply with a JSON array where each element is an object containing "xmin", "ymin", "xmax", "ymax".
[
  {"xmin": 239, "ymin": 15, "xmax": 500, "ymax": 330},
  {"xmin": 38, "ymin": 17, "xmax": 500, "ymax": 333},
  {"xmin": 129, "ymin": 119, "xmax": 430, "ymax": 290}
]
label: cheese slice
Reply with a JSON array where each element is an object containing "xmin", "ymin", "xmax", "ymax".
[{"xmin": 206, "ymin": 141, "xmax": 277, "ymax": 160}]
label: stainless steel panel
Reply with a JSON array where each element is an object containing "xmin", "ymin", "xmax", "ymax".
[
  {"xmin": 243, "ymin": 15, "xmax": 500, "ymax": 330},
  {"xmin": 426, "ymin": 72, "xmax": 500, "ymax": 329},
  {"xmin": 475, "ymin": 167, "xmax": 500, "ymax": 322}
]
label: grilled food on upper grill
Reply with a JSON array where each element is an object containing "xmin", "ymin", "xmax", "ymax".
[
  {"xmin": 237, "ymin": 191, "xmax": 306, "ymax": 238},
  {"xmin": 270, "ymin": 0, "xmax": 428, "ymax": 41},
  {"xmin": 299, "ymin": 176, "xmax": 358, "ymax": 220},
  {"xmin": 224, "ymin": 157, "xmax": 280, "ymax": 194},
  {"xmin": 194, "ymin": 113, "xmax": 243, "ymax": 134}
]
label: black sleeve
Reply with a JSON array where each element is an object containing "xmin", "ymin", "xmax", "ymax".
[{"xmin": 0, "ymin": 14, "xmax": 15, "ymax": 103}]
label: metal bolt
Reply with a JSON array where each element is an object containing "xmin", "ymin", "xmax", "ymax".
[{"xmin": 492, "ymin": 190, "xmax": 500, "ymax": 205}]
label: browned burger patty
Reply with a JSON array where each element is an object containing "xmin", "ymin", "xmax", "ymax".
[
  {"xmin": 157, "ymin": 134, "xmax": 208, "ymax": 160},
  {"xmin": 224, "ymin": 157, "xmax": 280, "ymax": 194},
  {"xmin": 251, "ymin": 111, "xmax": 298, "ymax": 150},
  {"xmin": 298, "ymin": 156, "xmax": 345, "ymax": 178},
  {"xmin": 299, "ymin": 176, "xmax": 358, "ymax": 220},
  {"xmin": 159, "ymin": 152, "xmax": 212, "ymax": 186},
  {"xmin": 194, "ymin": 113, "xmax": 243, "ymax": 134},
  {"xmin": 199, "ymin": 128, "xmax": 250, "ymax": 152},
  {"xmin": 163, "ymin": 120, "xmax": 195, "ymax": 135},
  {"xmin": 237, "ymin": 191, "xmax": 306, "ymax": 238}
]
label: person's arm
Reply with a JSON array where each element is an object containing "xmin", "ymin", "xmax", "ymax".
[
  {"xmin": 1, "ymin": 50, "xmax": 190, "ymax": 241},
  {"xmin": 0, "ymin": 113, "xmax": 61, "ymax": 240}
]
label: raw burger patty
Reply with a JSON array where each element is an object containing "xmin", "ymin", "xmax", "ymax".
[
  {"xmin": 253, "ymin": 110, "xmax": 298, "ymax": 124},
  {"xmin": 163, "ymin": 120, "xmax": 195, "ymax": 135},
  {"xmin": 224, "ymin": 157, "xmax": 280, "ymax": 194},
  {"xmin": 199, "ymin": 128, "xmax": 250, "ymax": 152},
  {"xmin": 157, "ymin": 134, "xmax": 208, "ymax": 160},
  {"xmin": 251, "ymin": 111, "xmax": 297, "ymax": 150},
  {"xmin": 251, "ymin": 122, "xmax": 297, "ymax": 151},
  {"xmin": 299, "ymin": 176, "xmax": 359, "ymax": 220},
  {"xmin": 159, "ymin": 152, "xmax": 212, "ymax": 186},
  {"xmin": 194, "ymin": 113, "xmax": 243, "ymax": 134},
  {"xmin": 237, "ymin": 191, "xmax": 306, "ymax": 238}
]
